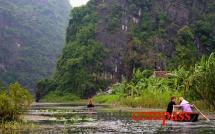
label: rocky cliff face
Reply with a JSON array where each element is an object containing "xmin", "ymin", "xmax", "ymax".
[
  {"xmin": 89, "ymin": 0, "xmax": 215, "ymax": 80},
  {"xmin": 94, "ymin": 0, "xmax": 129, "ymax": 80},
  {"xmin": 0, "ymin": 0, "xmax": 70, "ymax": 89},
  {"xmin": 38, "ymin": 0, "xmax": 215, "ymax": 98}
]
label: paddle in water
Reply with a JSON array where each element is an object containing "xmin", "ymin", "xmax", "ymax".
[{"xmin": 193, "ymin": 105, "xmax": 210, "ymax": 121}]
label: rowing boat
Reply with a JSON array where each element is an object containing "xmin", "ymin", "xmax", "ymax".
[{"xmin": 176, "ymin": 112, "xmax": 199, "ymax": 122}]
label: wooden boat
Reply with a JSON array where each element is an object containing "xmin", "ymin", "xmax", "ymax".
[
  {"xmin": 186, "ymin": 112, "xmax": 199, "ymax": 122},
  {"xmin": 87, "ymin": 99, "xmax": 94, "ymax": 108},
  {"xmin": 175, "ymin": 112, "xmax": 199, "ymax": 122},
  {"xmin": 166, "ymin": 112, "xmax": 199, "ymax": 122},
  {"xmin": 87, "ymin": 104, "xmax": 94, "ymax": 108}
]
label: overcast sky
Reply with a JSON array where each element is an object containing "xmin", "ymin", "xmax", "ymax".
[{"xmin": 69, "ymin": 0, "xmax": 89, "ymax": 7}]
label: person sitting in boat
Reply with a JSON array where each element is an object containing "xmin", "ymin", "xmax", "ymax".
[
  {"xmin": 174, "ymin": 97, "xmax": 192, "ymax": 112},
  {"xmin": 87, "ymin": 99, "xmax": 94, "ymax": 108},
  {"xmin": 166, "ymin": 96, "xmax": 176, "ymax": 115}
]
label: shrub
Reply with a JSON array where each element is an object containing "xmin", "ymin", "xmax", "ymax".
[
  {"xmin": 0, "ymin": 82, "xmax": 33, "ymax": 122},
  {"xmin": 189, "ymin": 53, "xmax": 215, "ymax": 109},
  {"xmin": 93, "ymin": 94, "xmax": 120, "ymax": 104},
  {"xmin": 41, "ymin": 91, "xmax": 80, "ymax": 102}
]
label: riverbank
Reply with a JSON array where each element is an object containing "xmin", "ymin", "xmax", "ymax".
[
  {"xmin": 0, "ymin": 121, "xmax": 37, "ymax": 132},
  {"xmin": 1, "ymin": 102, "xmax": 215, "ymax": 134},
  {"xmin": 27, "ymin": 103, "xmax": 215, "ymax": 121},
  {"xmin": 92, "ymin": 93, "xmax": 214, "ymax": 112}
]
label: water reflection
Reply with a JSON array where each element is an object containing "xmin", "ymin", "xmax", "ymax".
[{"xmin": 2, "ymin": 103, "xmax": 215, "ymax": 134}]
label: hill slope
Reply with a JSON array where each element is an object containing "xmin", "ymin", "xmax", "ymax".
[
  {"xmin": 0, "ymin": 0, "xmax": 70, "ymax": 89},
  {"xmin": 38, "ymin": 0, "xmax": 215, "ymax": 99}
]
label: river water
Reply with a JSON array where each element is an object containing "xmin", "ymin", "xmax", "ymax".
[{"xmin": 3, "ymin": 103, "xmax": 215, "ymax": 134}]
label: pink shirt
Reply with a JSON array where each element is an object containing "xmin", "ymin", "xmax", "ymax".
[{"xmin": 180, "ymin": 103, "xmax": 192, "ymax": 112}]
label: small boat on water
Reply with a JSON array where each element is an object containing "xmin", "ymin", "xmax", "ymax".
[
  {"xmin": 87, "ymin": 104, "xmax": 94, "ymax": 108},
  {"xmin": 174, "ymin": 112, "xmax": 199, "ymax": 122},
  {"xmin": 87, "ymin": 99, "xmax": 94, "ymax": 108},
  {"xmin": 184, "ymin": 112, "xmax": 199, "ymax": 122}
]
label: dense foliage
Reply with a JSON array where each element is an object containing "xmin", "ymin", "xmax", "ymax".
[
  {"xmin": 189, "ymin": 53, "xmax": 215, "ymax": 108},
  {"xmin": 95, "ymin": 53, "xmax": 215, "ymax": 109},
  {"xmin": 0, "ymin": 0, "xmax": 70, "ymax": 88},
  {"xmin": 37, "ymin": 1, "xmax": 107, "ymax": 99},
  {"xmin": 95, "ymin": 69, "xmax": 183, "ymax": 108},
  {"xmin": 38, "ymin": 0, "xmax": 215, "ymax": 103},
  {"xmin": 125, "ymin": 0, "xmax": 215, "ymax": 73},
  {"xmin": 41, "ymin": 90, "xmax": 80, "ymax": 103},
  {"xmin": 0, "ymin": 82, "xmax": 33, "ymax": 122}
]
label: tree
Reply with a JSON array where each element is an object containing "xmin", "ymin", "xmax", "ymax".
[
  {"xmin": 54, "ymin": 41, "xmax": 106, "ymax": 98},
  {"xmin": 169, "ymin": 26, "xmax": 198, "ymax": 69},
  {"xmin": 190, "ymin": 53, "xmax": 215, "ymax": 108},
  {"xmin": 0, "ymin": 82, "xmax": 33, "ymax": 122}
]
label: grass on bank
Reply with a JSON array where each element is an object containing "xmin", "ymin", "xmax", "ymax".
[
  {"xmin": 95, "ymin": 53, "xmax": 215, "ymax": 112},
  {"xmin": 0, "ymin": 121, "xmax": 37, "ymax": 131},
  {"xmin": 41, "ymin": 89, "xmax": 213, "ymax": 111},
  {"xmin": 93, "ymin": 94, "xmax": 120, "ymax": 104},
  {"xmin": 93, "ymin": 93, "xmax": 213, "ymax": 111},
  {"xmin": 93, "ymin": 89, "xmax": 182, "ymax": 108},
  {"xmin": 41, "ymin": 91, "xmax": 80, "ymax": 103}
]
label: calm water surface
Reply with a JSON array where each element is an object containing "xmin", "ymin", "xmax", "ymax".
[{"xmin": 2, "ymin": 103, "xmax": 215, "ymax": 134}]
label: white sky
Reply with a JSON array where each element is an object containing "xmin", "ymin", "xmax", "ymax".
[{"xmin": 69, "ymin": 0, "xmax": 89, "ymax": 7}]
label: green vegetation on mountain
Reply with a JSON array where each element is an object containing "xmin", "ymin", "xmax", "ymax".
[
  {"xmin": 38, "ymin": 0, "xmax": 215, "ymax": 109},
  {"xmin": 126, "ymin": 0, "xmax": 215, "ymax": 72},
  {"xmin": 0, "ymin": 0, "xmax": 70, "ymax": 89},
  {"xmin": 37, "ymin": 1, "xmax": 107, "ymax": 99}
]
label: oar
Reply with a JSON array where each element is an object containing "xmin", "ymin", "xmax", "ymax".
[{"xmin": 193, "ymin": 104, "xmax": 210, "ymax": 121}]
